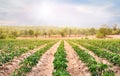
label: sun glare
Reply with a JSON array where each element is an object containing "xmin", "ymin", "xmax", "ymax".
[
  {"xmin": 41, "ymin": 3, "xmax": 52, "ymax": 16},
  {"xmin": 31, "ymin": 2, "xmax": 53, "ymax": 20}
]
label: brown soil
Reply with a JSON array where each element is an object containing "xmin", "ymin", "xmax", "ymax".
[
  {"xmin": 64, "ymin": 41, "xmax": 91, "ymax": 76},
  {"xmin": 76, "ymin": 43, "xmax": 120, "ymax": 76},
  {"xmin": 26, "ymin": 41, "xmax": 60, "ymax": 76},
  {"xmin": 16, "ymin": 35, "xmax": 120, "ymax": 40},
  {"xmin": 107, "ymin": 35, "xmax": 120, "ymax": 39},
  {"xmin": 0, "ymin": 44, "xmax": 46, "ymax": 76}
]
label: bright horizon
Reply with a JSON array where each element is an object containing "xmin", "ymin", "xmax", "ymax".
[{"xmin": 0, "ymin": 0, "xmax": 120, "ymax": 28}]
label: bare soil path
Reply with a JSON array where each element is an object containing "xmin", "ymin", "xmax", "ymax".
[
  {"xmin": 64, "ymin": 41, "xmax": 91, "ymax": 76},
  {"xmin": 0, "ymin": 44, "xmax": 46, "ymax": 76},
  {"xmin": 75, "ymin": 43, "xmax": 120, "ymax": 76},
  {"xmin": 26, "ymin": 41, "xmax": 60, "ymax": 76}
]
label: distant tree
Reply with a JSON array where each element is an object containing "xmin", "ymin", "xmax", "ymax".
[
  {"xmin": 72, "ymin": 28, "xmax": 79, "ymax": 36},
  {"xmin": 112, "ymin": 24, "xmax": 119, "ymax": 35},
  {"xmin": 11, "ymin": 31, "xmax": 18, "ymax": 37},
  {"xmin": 63, "ymin": 28, "xmax": 68, "ymax": 37},
  {"xmin": 96, "ymin": 32, "xmax": 105, "ymax": 38},
  {"xmin": 34, "ymin": 31, "xmax": 39, "ymax": 38},
  {"xmin": 84, "ymin": 29, "xmax": 90, "ymax": 36},
  {"xmin": 106, "ymin": 28, "xmax": 112, "ymax": 35},
  {"xmin": 89, "ymin": 28, "xmax": 96, "ymax": 35},
  {"xmin": 0, "ymin": 28, "xmax": 3, "ymax": 34},
  {"xmin": 24, "ymin": 30, "xmax": 28, "ymax": 35},
  {"xmin": 60, "ymin": 28, "xmax": 68, "ymax": 37},
  {"xmin": 96, "ymin": 27, "xmax": 111, "ymax": 38},
  {"xmin": 68, "ymin": 28, "xmax": 72, "ymax": 37},
  {"xmin": 96, "ymin": 27, "xmax": 107, "ymax": 38},
  {"xmin": 28, "ymin": 29, "xmax": 34, "ymax": 36},
  {"xmin": 48, "ymin": 29, "xmax": 54, "ymax": 37},
  {"xmin": 42, "ymin": 30, "xmax": 47, "ymax": 37},
  {"xmin": 96, "ymin": 24, "xmax": 115, "ymax": 38},
  {"xmin": 60, "ymin": 31, "xmax": 65, "ymax": 37},
  {"xmin": 79, "ymin": 29, "xmax": 85, "ymax": 35},
  {"xmin": 0, "ymin": 33, "xmax": 7, "ymax": 39},
  {"xmin": 78, "ymin": 29, "xmax": 90, "ymax": 36},
  {"xmin": 112, "ymin": 24, "xmax": 118, "ymax": 31},
  {"xmin": 117, "ymin": 29, "xmax": 120, "ymax": 34},
  {"xmin": 9, "ymin": 34, "xmax": 16, "ymax": 39}
]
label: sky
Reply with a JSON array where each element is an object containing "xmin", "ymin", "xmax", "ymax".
[{"xmin": 0, "ymin": 0, "xmax": 120, "ymax": 28}]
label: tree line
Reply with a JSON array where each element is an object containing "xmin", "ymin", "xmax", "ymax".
[{"xmin": 0, "ymin": 24, "xmax": 120, "ymax": 39}]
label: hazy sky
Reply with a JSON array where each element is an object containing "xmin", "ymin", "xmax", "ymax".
[{"xmin": 0, "ymin": 0, "xmax": 120, "ymax": 27}]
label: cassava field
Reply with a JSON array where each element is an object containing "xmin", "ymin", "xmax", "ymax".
[
  {"xmin": 0, "ymin": 39, "xmax": 120, "ymax": 76},
  {"xmin": 1, "ymin": 0, "xmax": 120, "ymax": 76}
]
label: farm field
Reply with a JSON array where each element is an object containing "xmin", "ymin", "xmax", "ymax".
[
  {"xmin": 1, "ymin": 0, "xmax": 120, "ymax": 76},
  {"xmin": 0, "ymin": 39, "xmax": 120, "ymax": 76}
]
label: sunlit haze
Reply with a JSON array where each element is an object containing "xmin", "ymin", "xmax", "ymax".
[{"xmin": 0, "ymin": 0, "xmax": 120, "ymax": 27}]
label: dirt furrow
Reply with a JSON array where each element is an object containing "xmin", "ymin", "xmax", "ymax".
[
  {"xmin": 0, "ymin": 44, "xmax": 46, "ymax": 76},
  {"xmin": 26, "ymin": 41, "xmax": 60, "ymax": 76},
  {"xmin": 77, "ymin": 44, "xmax": 110, "ymax": 65},
  {"xmin": 76, "ymin": 43, "xmax": 120, "ymax": 76},
  {"xmin": 64, "ymin": 41, "xmax": 91, "ymax": 76}
]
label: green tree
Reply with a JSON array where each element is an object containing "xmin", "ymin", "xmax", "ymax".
[
  {"xmin": 48, "ymin": 29, "xmax": 54, "ymax": 37},
  {"xmin": 60, "ymin": 28, "xmax": 67, "ymax": 37},
  {"xmin": 89, "ymin": 28, "xmax": 96, "ymax": 35},
  {"xmin": 42, "ymin": 29, "xmax": 47, "ymax": 38},
  {"xmin": 68, "ymin": 28, "xmax": 72, "ymax": 37},
  {"xmin": 60, "ymin": 31, "xmax": 65, "ymax": 37},
  {"xmin": 112, "ymin": 24, "xmax": 117, "ymax": 31},
  {"xmin": 112, "ymin": 24, "xmax": 119, "ymax": 35},
  {"xmin": 34, "ymin": 31, "xmax": 39, "ymax": 38},
  {"xmin": 0, "ymin": 33, "xmax": 7, "ymax": 39},
  {"xmin": 28, "ymin": 29, "xmax": 34, "ymax": 36},
  {"xmin": 96, "ymin": 27, "xmax": 106, "ymax": 38},
  {"xmin": 11, "ymin": 31, "xmax": 18, "ymax": 37}
]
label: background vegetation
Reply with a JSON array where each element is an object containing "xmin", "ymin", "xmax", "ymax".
[{"xmin": 0, "ymin": 24, "xmax": 120, "ymax": 39}]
